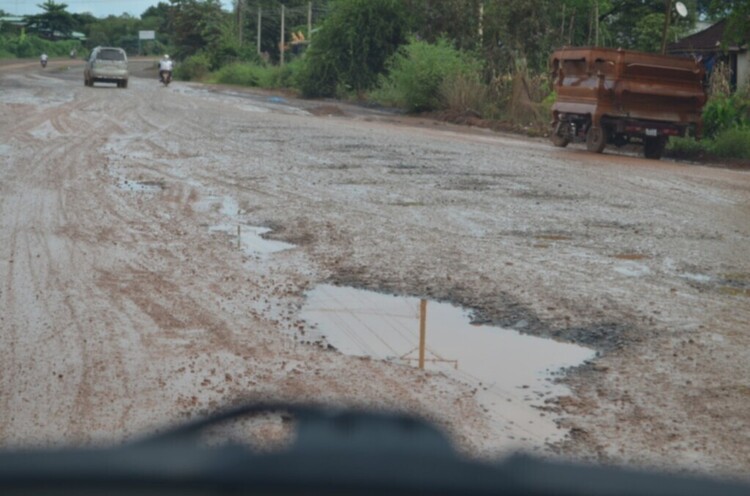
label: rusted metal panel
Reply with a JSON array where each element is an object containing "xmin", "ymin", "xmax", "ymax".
[{"xmin": 550, "ymin": 47, "xmax": 706, "ymax": 133}]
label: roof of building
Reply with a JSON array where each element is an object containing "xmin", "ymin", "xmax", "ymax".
[{"xmin": 668, "ymin": 18, "xmax": 745, "ymax": 53}]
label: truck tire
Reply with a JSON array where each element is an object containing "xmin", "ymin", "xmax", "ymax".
[
  {"xmin": 586, "ymin": 126, "xmax": 606, "ymax": 153},
  {"xmin": 644, "ymin": 137, "xmax": 666, "ymax": 160},
  {"xmin": 551, "ymin": 123, "xmax": 570, "ymax": 147}
]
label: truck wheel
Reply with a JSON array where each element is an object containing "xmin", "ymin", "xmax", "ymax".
[
  {"xmin": 644, "ymin": 137, "xmax": 666, "ymax": 160},
  {"xmin": 586, "ymin": 126, "xmax": 606, "ymax": 153},
  {"xmin": 551, "ymin": 122, "xmax": 570, "ymax": 147}
]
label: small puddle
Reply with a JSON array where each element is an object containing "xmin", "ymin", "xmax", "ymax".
[
  {"xmin": 613, "ymin": 262, "xmax": 650, "ymax": 277},
  {"xmin": 196, "ymin": 194, "xmax": 295, "ymax": 256},
  {"xmin": 680, "ymin": 272, "xmax": 712, "ymax": 283},
  {"xmin": 210, "ymin": 224, "xmax": 295, "ymax": 256},
  {"xmin": 299, "ymin": 285, "xmax": 595, "ymax": 450},
  {"xmin": 117, "ymin": 179, "xmax": 165, "ymax": 192},
  {"xmin": 195, "ymin": 195, "xmax": 239, "ymax": 217}
]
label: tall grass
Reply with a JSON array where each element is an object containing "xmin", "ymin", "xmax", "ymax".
[{"xmin": 209, "ymin": 59, "xmax": 303, "ymax": 89}]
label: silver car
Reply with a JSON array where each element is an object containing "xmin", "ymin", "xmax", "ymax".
[{"xmin": 84, "ymin": 47, "xmax": 129, "ymax": 88}]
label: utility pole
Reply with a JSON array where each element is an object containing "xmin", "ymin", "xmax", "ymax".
[
  {"xmin": 280, "ymin": 4, "xmax": 285, "ymax": 66},
  {"xmin": 307, "ymin": 1, "xmax": 313, "ymax": 40},
  {"xmin": 594, "ymin": 0, "xmax": 599, "ymax": 47},
  {"xmin": 418, "ymin": 299, "xmax": 426, "ymax": 370},
  {"xmin": 237, "ymin": 0, "xmax": 242, "ymax": 46},
  {"xmin": 478, "ymin": 1, "xmax": 484, "ymax": 47},
  {"xmin": 257, "ymin": 4, "xmax": 262, "ymax": 56},
  {"xmin": 661, "ymin": 0, "xmax": 673, "ymax": 54}
]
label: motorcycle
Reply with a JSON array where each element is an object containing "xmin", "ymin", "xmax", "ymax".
[
  {"xmin": 40, "ymin": 59, "xmax": 47, "ymax": 68},
  {"xmin": 159, "ymin": 70, "xmax": 172, "ymax": 87}
]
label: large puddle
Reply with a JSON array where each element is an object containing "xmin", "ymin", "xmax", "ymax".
[{"xmin": 300, "ymin": 285, "xmax": 595, "ymax": 451}]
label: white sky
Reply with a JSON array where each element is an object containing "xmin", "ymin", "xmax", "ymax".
[{"xmin": 1, "ymin": 0, "xmax": 231, "ymax": 18}]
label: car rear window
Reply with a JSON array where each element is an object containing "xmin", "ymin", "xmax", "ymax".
[{"xmin": 97, "ymin": 49, "xmax": 125, "ymax": 61}]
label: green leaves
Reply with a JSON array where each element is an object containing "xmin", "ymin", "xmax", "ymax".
[
  {"xmin": 297, "ymin": 0, "xmax": 411, "ymax": 97},
  {"xmin": 374, "ymin": 37, "xmax": 479, "ymax": 112}
]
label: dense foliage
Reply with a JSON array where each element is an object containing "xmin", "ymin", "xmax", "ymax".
[
  {"xmin": 373, "ymin": 38, "xmax": 480, "ymax": 112},
  {"xmin": 295, "ymin": 0, "xmax": 412, "ymax": 97}
]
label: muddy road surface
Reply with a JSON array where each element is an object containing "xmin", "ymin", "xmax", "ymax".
[{"xmin": 1, "ymin": 62, "xmax": 749, "ymax": 476}]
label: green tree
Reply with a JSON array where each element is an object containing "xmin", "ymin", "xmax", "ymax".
[
  {"xmin": 27, "ymin": 0, "xmax": 76, "ymax": 38},
  {"xmin": 85, "ymin": 14, "xmax": 141, "ymax": 51},
  {"xmin": 168, "ymin": 0, "xmax": 228, "ymax": 60},
  {"xmin": 710, "ymin": 0, "xmax": 750, "ymax": 48},
  {"xmin": 599, "ymin": 0, "xmax": 697, "ymax": 49},
  {"xmin": 296, "ymin": 0, "xmax": 412, "ymax": 97}
]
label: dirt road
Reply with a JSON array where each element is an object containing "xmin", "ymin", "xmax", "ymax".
[{"xmin": 1, "ymin": 62, "xmax": 749, "ymax": 476}]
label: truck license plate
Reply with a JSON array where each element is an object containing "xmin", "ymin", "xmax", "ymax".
[{"xmin": 645, "ymin": 128, "xmax": 658, "ymax": 137}]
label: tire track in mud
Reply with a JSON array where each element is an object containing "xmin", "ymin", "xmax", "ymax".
[{"xmin": 0, "ymin": 76, "xmax": 145, "ymax": 443}]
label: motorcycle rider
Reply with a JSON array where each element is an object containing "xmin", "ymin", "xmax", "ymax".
[
  {"xmin": 158, "ymin": 54, "xmax": 173, "ymax": 83},
  {"xmin": 40, "ymin": 52, "xmax": 48, "ymax": 68}
]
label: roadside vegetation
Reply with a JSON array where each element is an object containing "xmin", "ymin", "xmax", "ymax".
[
  {"xmin": 669, "ymin": 65, "xmax": 750, "ymax": 161},
  {"xmin": 2, "ymin": 0, "xmax": 748, "ymax": 160}
]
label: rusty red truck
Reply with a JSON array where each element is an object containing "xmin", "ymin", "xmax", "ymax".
[{"xmin": 549, "ymin": 47, "xmax": 707, "ymax": 159}]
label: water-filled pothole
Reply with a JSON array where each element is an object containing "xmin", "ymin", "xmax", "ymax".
[
  {"xmin": 195, "ymin": 195, "xmax": 295, "ymax": 256},
  {"xmin": 210, "ymin": 224, "xmax": 295, "ymax": 256},
  {"xmin": 299, "ymin": 284, "xmax": 595, "ymax": 450}
]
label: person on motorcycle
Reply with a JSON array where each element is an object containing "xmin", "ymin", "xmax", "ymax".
[
  {"xmin": 40, "ymin": 53, "xmax": 48, "ymax": 68},
  {"xmin": 158, "ymin": 54, "xmax": 173, "ymax": 83}
]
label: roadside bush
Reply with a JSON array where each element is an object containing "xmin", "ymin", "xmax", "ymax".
[
  {"xmin": 296, "ymin": 0, "xmax": 412, "ymax": 98},
  {"xmin": 709, "ymin": 127, "xmax": 750, "ymax": 159},
  {"xmin": 702, "ymin": 95, "xmax": 750, "ymax": 139},
  {"xmin": 667, "ymin": 136, "xmax": 710, "ymax": 159},
  {"xmin": 373, "ymin": 38, "xmax": 480, "ymax": 112},
  {"xmin": 439, "ymin": 72, "xmax": 490, "ymax": 115},
  {"xmin": 268, "ymin": 58, "xmax": 303, "ymax": 89},
  {"xmin": 175, "ymin": 52, "xmax": 211, "ymax": 81},
  {"xmin": 0, "ymin": 34, "xmax": 80, "ymax": 58},
  {"xmin": 211, "ymin": 63, "xmax": 269, "ymax": 86},
  {"xmin": 210, "ymin": 59, "xmax": 303, "ymax": 90}
]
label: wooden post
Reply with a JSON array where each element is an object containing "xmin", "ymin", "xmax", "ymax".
[
  {"xmin": 478, "ymin": 1, "xmax": 484, "ymax": 47},
  {"xmin": 257, "ymin": 5, "xmax": 262, "ymax": 56},
  {"xmin": 280, "ymin": 4, "xmax": 285, "ymax": 67},
  {"xmin": 307, "ymin": 1, "xmax": 312, "ymax": 40},
  {"xmin": 661, "ymin": 0, "xmax": 673, "ymax": 54},
  {"xmin": 418, "ymin": 299, "xmax": 427, "ymax": 370},
  {"xmin": 237, "ymin": 0, "xmax": 242, "ymax": 46},
  {"xmin": 594, "ymin": 0, "xmax": 599, "ymax": 47},
  {"xmin": 237, "ymin": 225, "xmax": 241, "ymax": 249}
]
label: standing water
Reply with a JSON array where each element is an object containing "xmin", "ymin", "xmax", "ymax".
[{"xmin": 300, "ymin": 284, "xmax": 595, "ymax": 452}]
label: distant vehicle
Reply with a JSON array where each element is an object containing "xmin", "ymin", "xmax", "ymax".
[
  {"xmin": 84, "ymin": 46, "xmax": 129, "ymax": 89},
  {"xmin": 549, "ymin": 47, "xmax": 707, "ymax": 160}
]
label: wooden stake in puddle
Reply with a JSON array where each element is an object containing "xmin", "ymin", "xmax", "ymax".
[
  {"xmin": 237, "ymin": 225, "xmax": 241, "ymax": 249},
  {"xmin": 418, "ymin": 299, "xmax": 426, "ymax": 370},
  {"xmin": 401, "ymin": 299, "xmax": 457, "ymax": 371}
]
